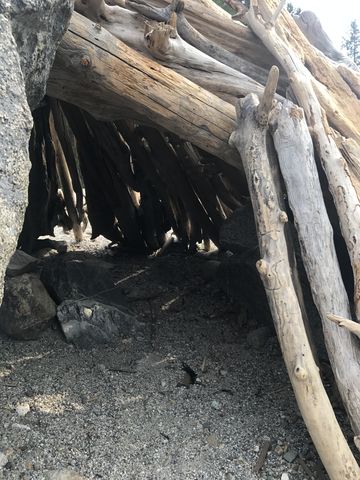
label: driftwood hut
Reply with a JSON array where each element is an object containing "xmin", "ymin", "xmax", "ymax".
[{"xmin": 13, "ymin": 0, "xmax": 360, "ymax": 478}]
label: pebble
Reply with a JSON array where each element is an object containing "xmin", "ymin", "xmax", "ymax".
[
  {"xmin": 206, "ymin": 434, "xmax": 220, "ymax": 447},
  {"xmin": 283, "ymin": 449, "xmax": 298, "ymax": 463},
  {"xmin": 47, "ymin": 469, "xmax": 87, "ymax": 480},
  {"xmin": 15, "ymin": 403, "xmax": 30, "ymax": 416},
  {"xmin": 12, "ymin": 423, "xmax": 31, "ymax": 431},
  {"xmin": 0, "ymin": 452, "xmax": 8, "ymax": 468},
  {"xmin": 281, "ymin": 474, "xmax": 290, "ymax": 480},
  {"xmin": 274, "ymin": 445, "xmax": 285, "ymax": 455},
  {"xmin": 253, "ymin": 445, "xmax": 260, "ymax": 453},
  {"xmin": 211, "ymin": 400, "xmax": 221, "ymax": 411}
]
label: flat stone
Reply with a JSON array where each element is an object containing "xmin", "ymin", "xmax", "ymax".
[
  {"xmin": 57, "ymin": 299, "xmax": 140, "ymax": 348},
  {"xmin": 46, "ymin": 470, "xmax": 87, "ymax": 480},
  {"xmin": 283, "ymin": 449, "xmax": 298, "ymax": 463}
]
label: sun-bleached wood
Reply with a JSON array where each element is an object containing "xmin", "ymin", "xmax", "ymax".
[
  {"xmin": 246, "ymin": 0, "xmax": 360, "ymax": 435},
  {"xmin": 270, "ymin": 98, "xmax": 360, "ymax": 447},
  {"xmin": 230, "ymin": 92, "xmax": 360, "ymax": 480},
  {"xmin": 47, "ymin": 12, "xmax": 245, "ymax": 173},
  {"xmin": 327, "ymin": 314, "xmax": 360, "ymax": 340}
]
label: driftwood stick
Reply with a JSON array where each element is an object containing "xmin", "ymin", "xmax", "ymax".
[
  {"xmin": 327, "ymin": 314, "xmax": 360, "ymax": 340},
  {"xmin": 269, "ymin": 0, "xmax": 285, "ymax": 26},
  {"xmin": 230, "ymin": 92, "xmax": 360, "ymax": 480},
  {"xmin": 257, "ymin": 65, "xmax": 279, "ymax": 125},
  {"xmin": 49, "ymin": 114, "xmax": 83, "ymax": 242}
]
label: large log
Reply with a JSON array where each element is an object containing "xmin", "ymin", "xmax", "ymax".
[{"xmin": 47, "ymin": 12, "xmax": 245, "ymax": 174}]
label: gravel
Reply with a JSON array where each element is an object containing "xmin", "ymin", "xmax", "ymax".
[{"xmin": 0, "ymin": 232, "xmax": 345, "ymax": 479}]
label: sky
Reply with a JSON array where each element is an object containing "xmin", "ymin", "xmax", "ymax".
[{"xmin": 295, "ymin": 0, "xmax": 360, "ymax": 50}]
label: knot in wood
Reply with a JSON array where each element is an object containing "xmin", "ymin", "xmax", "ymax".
[
  {"xmin": 80, "ymin": 56, "xmax": 91, "ymax": 68},
  {"xmin": 294, "ymin": 365, "xmax": 307, "ymax": 381}
]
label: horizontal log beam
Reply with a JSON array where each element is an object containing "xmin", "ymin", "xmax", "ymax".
[{"xmin": 47, "ymin": 12, "xmax": 244, "ymax": 174}]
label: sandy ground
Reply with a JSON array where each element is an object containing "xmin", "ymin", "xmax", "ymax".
[{"xmin": 0, "ymin": 233, "xmax": 349, "ymax": 479}]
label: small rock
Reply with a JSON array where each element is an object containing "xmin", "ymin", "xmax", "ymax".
[
  {"xmin": 225, "ymin": 472, "xmax": 235, "ymax": 479},
  {"xmin": 281, "ymin": 473, "xmax": 290, "ymax": 480},
  {"xmin": 283, "ymin": 449, "xmax": 298, "ymax": 463},
  {"xmin": 0, "ymin": 452, "xmax": 8, "ymax": 468},
  {"xmin": 253, "ymin": 445, "xmax": 260, "ymax": 453},
  {"xmin": 246, "ymin": 326, "xmax": 272, "ymax": 349},
  {"xmin": 219, "ymin": 369, "xmax": 227, "ymax": 377},
  {"xmin": 16, "ymin": 403, "xmax": 30, "ymax": 416},
  {"xmin": 274, "ymin": 445, "xmax": 285, "ymax": 456},
  {"xmin": 12, "ymin": 423, "xmax": 31, "ymax": 431},
  {"xmin": 83, "ymin": 307, "xmax": 92, "ymax": 318},
  {"xmin": 46, "ymin": 469, "xmax": 87, "ymax": 480},
  {"xmin": 206, "ymin": 434, "xmax": 220, "ymax": 448},
  {"xmin": 211, "ymin": 400, "xmax": 221, "ymax": 411}
]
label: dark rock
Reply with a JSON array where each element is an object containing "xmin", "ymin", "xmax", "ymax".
[
  {"xmin": 219, "ymin": 204, "xmax": 257, "ymax": 254},
  {"xmin": 283, "ymin": 449, "xmax": 298, "ymax": 463},
  {"xmin": 0, "ymin": 273, "xmax": 56, "ymax": 339},
  {"xmin": 41, "ymin": 257, "xmax": 127, "ymax": 306},
  {"xmin": 246, "ymin": 326, "xmax": 273, "ymax": 349},
  {"xmin": 6, "ymin": 250, "xmax": 40, "ymax": 277},
  {"xmin": 57, "ymin": 299, "xmax": 140, "ymax": 348}
]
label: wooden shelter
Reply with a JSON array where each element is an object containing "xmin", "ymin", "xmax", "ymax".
[{"xmin": 21, "ymin": 0, "xmax": 360, "ymax": 477}]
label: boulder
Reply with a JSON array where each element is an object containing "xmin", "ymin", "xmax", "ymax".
[
  {"xmin": 57, "ymin": 299, "xmax": 140, "ymax": 348},
  {"xmin": 0, "ymin": 273, "xmax": 56, "ymax": 339},
  {"xmin": 41, "ymin": 256, "xmax": 127, "ymax": 306},
  {"xmin": 6, "ymin": 250, "xmax": 40, "ymax": 277},
  {"xmin": 8, "ymin": 0, "xmax": 73, "ymax": 110},
  {"xmin": 0, "ymin": 0, "xmax": 72, "ymax": 306}
]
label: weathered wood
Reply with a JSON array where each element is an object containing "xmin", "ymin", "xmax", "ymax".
[
  {"xmin": 149, "ymin": 0, "xmax": 280, "ymax": 70},
  {"xmin": 250, "ymin": 1, "xmax": 360, "ymax": 144},
  {"xmin": 122, "ymin": 0, "xmax": 280, "ymax": 90},
  {"xmin": 270, "ymin": 98, "xmax": 360, "ymax": 452},
  {"xmin": 49, "ymin": 115, "xmax": 83, "ymax": 242},
  {"xmin": 246, "ymin": 1, "xmax": 360, "ymax": 436},
  {"xmin": 73, "ymin": 1, "xmax": 273, "ymax": 103},
  {"xmin": 327, "ymin": 314, "xmax": 360, "ymax": 340},
  {"xmin": 47, "ymin": 12, "xmax": 244, "ymax": 172},
  {"xmin": 230, "ymin": 93, "xmax": 360, "ymax": 480}
]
